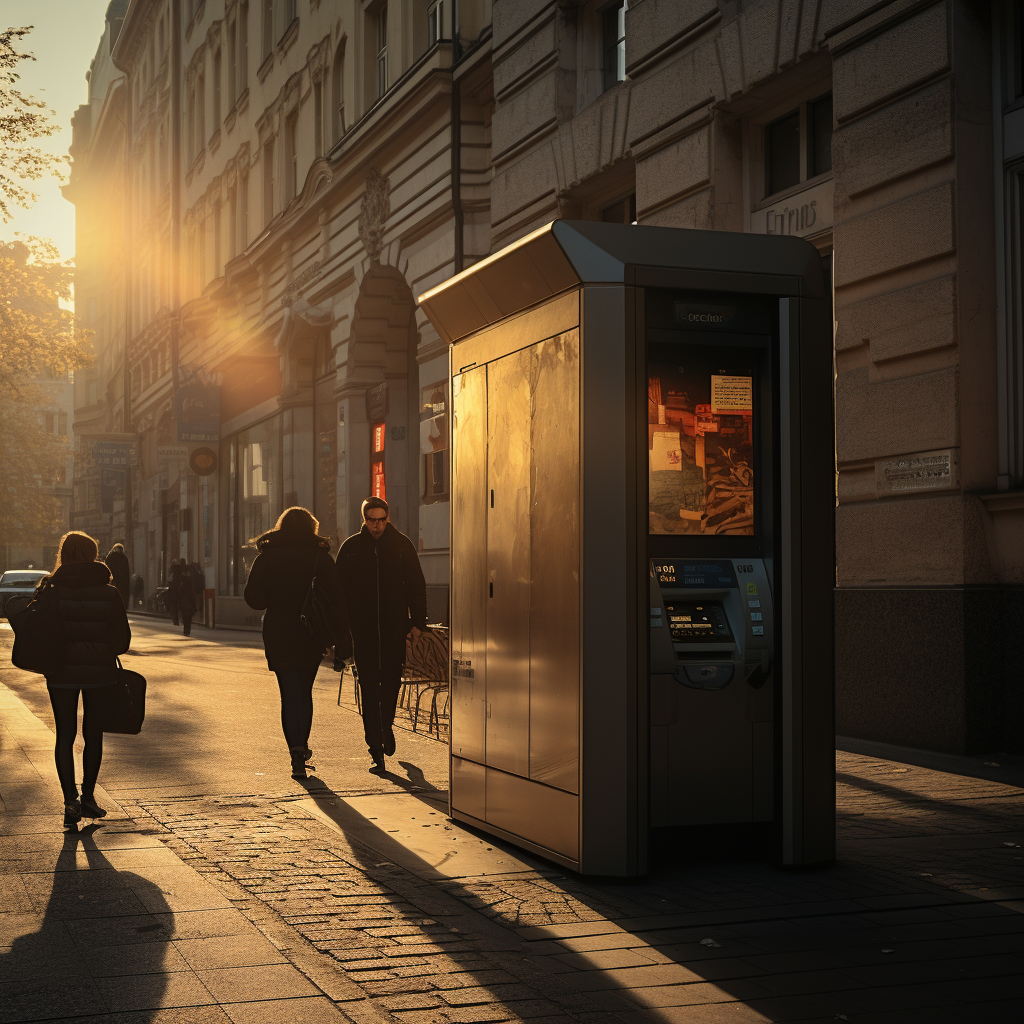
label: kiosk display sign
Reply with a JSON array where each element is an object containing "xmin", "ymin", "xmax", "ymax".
[{"xmin": 648, "ymin": 356, "xmax": 755, "ymax": 536}]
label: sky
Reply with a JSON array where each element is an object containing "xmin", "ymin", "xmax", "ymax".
[{"xmin": 0, "ymin": 0, "xmax": 113, "ymax": 266}]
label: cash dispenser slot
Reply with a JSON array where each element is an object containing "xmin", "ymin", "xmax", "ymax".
[{"xmin": 666, "ymin": 599, "xmax": 737, "ymax": 690}]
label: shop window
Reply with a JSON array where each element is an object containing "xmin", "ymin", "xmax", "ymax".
[
  {"xmin": 603, "ymin": 1, "xmax": 626, "ymax": 92},
  {"xmin": 421, "ymin": 382, "xmax": 448, "ymax": 503},
  {"xmin": 764, "ymin": 92, "xmax": 833, "ymax": 199}
]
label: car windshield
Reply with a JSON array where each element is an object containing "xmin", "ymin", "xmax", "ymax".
[{"xmin": 0, "ymin": 572, "xmax": 47, "ymax": 587}]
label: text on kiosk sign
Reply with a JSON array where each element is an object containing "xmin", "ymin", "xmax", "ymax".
[{"xmin": 652, "ymin": 561, "xmax": 737, "ymax": 587}]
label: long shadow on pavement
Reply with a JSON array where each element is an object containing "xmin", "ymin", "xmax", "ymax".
[{"xmin": 0, "ymin": 825, "xmax": 175, "ymax": 1024}]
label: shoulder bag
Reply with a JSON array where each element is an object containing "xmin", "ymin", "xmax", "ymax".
[{"xmin": 98, "ymin": 657, "xmax": 147, "ymax": 734}]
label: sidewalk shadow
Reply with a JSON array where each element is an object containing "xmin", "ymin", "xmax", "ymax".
[{"xmin": 0, "ymin": 825, "xmax": 174, "ymax": 1023}]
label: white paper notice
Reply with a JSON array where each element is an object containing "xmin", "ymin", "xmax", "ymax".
[
  {"xmin": 710, "ymin": 375, "xmax": 752, "ymax": 414},
  {"xmin": 650, "ymin": 430, "xmax": 683, "ymax": 471}
]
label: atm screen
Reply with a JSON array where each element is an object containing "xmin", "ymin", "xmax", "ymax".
[
  {"xmin": 664, "ymin": 600, "xmax": 734, "ymax": 643},
  {"xmin": 648, "ymin": 349, "xmax": 756, "ymax": 537}
]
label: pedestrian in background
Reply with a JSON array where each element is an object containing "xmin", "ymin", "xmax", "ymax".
[
  {"xmin": 167, "ymin": 558, "xmax": 182, "ymax": 625},
  {"xmin": 336, "ymin": 497, "xmax": 427, "ymax": 774},
  {"xmin": 105, "ymin": 543, "xmax": 130, "ymax": 609},
  {"xmin": 177, "ymin": 562, "xmax": 196, "ymax": 637},
  {"xmin": 244, "ymin": 507, "xmax": 348, "ymax": 779},
  {"xmin": 39, "ymin": 531, "xmax": 131, "ymax": 826}
]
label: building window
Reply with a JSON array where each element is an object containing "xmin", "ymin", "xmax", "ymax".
[
  {"xmin": 313, "ymin": 79, "xmax": 323, "ymax": 156},
  {"xmin": 58, "ymin": 411, "xmax": 67, "ymax": 437},
  {"xmin": 602, "ymin": 193, "xmax": 636, "ymax": 224},
  {"xmin": 428, "ymin": 0, "xmax": 443, "ymax": 47},
  {"xmin": 603, "ymin": 0, "xmax": 626, "ymax": 92},
  {"xmin": 239, "ymin": 174, "xmax": 249, "ymax": 248},
  {"xmin": 764, "ymin": 92, "xmax": 833, "ymax": 199},
  {"xmin": 421, "ymin": 383, "xmax": 448, "ymax": 503},
  {"xmin": 376, "ymin": 6, "xmax": 388, "ymax": 99},
  {"xmin": 213, "ymin": 48, "xmax": 222, "ymax": 125},
  {"xmin": 285, "ymin": 113, "xmax": 298, "ymax": 200},
  {"xmin": 263, "ymin": 138, "xmax": 275, "ymax": 224},
  {"xmin": 239, "ymin": 2, "xmax": 249, "ymax": 91},
  {"xmin": 227, "ymin": 19, "xmax": 237, "ymax": 104},
  {"xmin": 281, "ymin": 0, "xmax": 296, "ymax": 32},
  {"xmin": 44, "ymin": 411, "xmax": 55, "ymax": 433},
  {"xmin": 262, "ymin": 0, "xmax": 273, "ymax": 59},
  {"xmin": 332, "ymin": 43, "xmax": 345, "ymax": 140}
]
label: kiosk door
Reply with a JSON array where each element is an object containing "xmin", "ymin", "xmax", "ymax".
[{"xmin": 645, "ymin": 292, "xmax": 778, "ymax": 830}]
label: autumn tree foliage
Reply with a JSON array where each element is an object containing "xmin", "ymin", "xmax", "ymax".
[
  {"xmin": 0, "ymin": 28, "xmax": 90, "ymax": 551},
  {"xmin": 0, "ymin": 27, "xmax": 67, "ymax": 221}
]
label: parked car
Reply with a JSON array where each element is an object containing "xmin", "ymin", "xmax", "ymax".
[{"xmin": 0, "ymin": 570, "xmax": 48, "ymax": 618}]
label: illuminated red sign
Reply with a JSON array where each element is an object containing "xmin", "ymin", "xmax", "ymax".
[{"xmin": 371, "ymin": 421, "xmax": 386, "ymax": 498}]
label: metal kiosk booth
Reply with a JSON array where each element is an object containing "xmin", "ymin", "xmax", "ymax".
[{"xmin": 418, "ymin": 220, "xmax": 834, "ymax": 877}]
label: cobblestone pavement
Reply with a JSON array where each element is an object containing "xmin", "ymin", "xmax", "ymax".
[
  {"xmin": 2, "ymin": 621, "xmax": 1023, "ymax": 1023},
  {"xmin": 110, "ymin": 750, "xmax": 1024, "ymax": 1024}
]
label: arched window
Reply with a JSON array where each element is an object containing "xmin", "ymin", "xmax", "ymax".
[{"xmin": 331, "ymin": 42, "xmax": 345, "ymax": 143}]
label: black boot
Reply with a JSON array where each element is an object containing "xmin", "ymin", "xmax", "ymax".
[
  {"xmin": 383, "ymin": 725, "xmax": 396, "ymax": 757},
  {"xmin": 369, "ymin": 751, "xmax": 386, "ymax": 774},
  {"xmin": 289, "ymin": 746, "xmax": 313, "ymax": 780},
  {"xmin": 80, "ymin": 793, "xmax": 107, "ymax": 819},
  {"xmin": 63, "ymin": 798, "xmax": 82, "ymax": 828}
]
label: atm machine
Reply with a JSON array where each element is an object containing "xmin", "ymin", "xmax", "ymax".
[{"xmin": 418, "ymin": 220, "xmax": 834, "ymax": 876}]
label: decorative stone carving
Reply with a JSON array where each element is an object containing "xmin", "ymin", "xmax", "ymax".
[{"xmin": 358, "ymin": 168, "xmax": 390, "ymax": 262}]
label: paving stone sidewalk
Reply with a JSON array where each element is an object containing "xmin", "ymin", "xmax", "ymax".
[{"xmin": 3, "ymin": 667, "xmax": 1024, "ymax": 1023}]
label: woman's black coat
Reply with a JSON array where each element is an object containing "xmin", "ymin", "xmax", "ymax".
[
  {"xmin": 43, "ymin": 560, "xmax": 131, "ymax": 690},
  {"xmin": 335, "ymin": 522, "xmax": 427, "ymax": 666},
  {"xmin": 243, "ymin": 532, "xmax": 347, "ymax": 670}
]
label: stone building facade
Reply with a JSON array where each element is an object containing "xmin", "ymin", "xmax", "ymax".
[{"xmin": 70, "ymin": 0, "xmax": 1023, "ymax": 753}]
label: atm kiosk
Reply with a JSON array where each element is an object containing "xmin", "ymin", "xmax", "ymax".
[{"xmin": 418, "ymin": 220, "xmax": 834, "ymax": 876}]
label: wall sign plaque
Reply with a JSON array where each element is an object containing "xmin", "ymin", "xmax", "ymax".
[{"xmin": 875, "ymin": 448, "xmax": 959, "ymax": 495}]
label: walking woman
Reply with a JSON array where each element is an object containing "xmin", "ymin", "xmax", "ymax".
[
  {"xmin": 42, "ymin": 531, "xmax": 131, "ymax": 827},
  {"xmin": 243, "ymin": 507, "xmax": 348, "ymax": 779}
]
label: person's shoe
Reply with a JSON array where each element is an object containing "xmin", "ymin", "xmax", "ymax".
[
  {"xmin": 79, "ymin": 795, "xmax": 107, "ymax": 819},
  {"xmin": 289, "ymin": 746, "xmax": 313, "ymax": 780},
  {"xmin": 369, "ymin": 753, "xmax": 386, "ymax": 774},
  {"xmin": 63, "ymin": 799, "xmax": 82, "ymax": 827},
  {"xmin": 383, "ymin": 726, "xmax": 396, "ymax": 757}
]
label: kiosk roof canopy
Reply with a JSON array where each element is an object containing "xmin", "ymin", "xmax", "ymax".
[{"xmin": 418, "ymin": 220, "xmax": 825, "ymax": 345}]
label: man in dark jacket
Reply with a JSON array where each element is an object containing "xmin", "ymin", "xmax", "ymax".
[
  {"xmin": 167, "ymin": 559, "xmax": 182, "ymax": 625},
  {"xmin": 105, "ymin": 543, "xmax": 131, "ymax": 609},
  {"xmin": 336, "ymin": 497, "xmax": 427, "ymax": 773}
]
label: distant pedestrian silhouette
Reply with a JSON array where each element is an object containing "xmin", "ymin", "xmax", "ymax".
[
  {"xmin": 105, "ymin": 542, "xmax": 130, "ymax": 608},
  {"xmin": 243, "ymin": 507, "xmax": 349, "ymax": 779},
  {"xmin": 38, "ymin": 531, "xmax": 131, "ymax": 826}
]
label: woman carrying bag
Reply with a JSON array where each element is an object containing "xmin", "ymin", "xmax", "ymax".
[
  {"xmin": 40, "ymin": 531, "xmax": 131, "ymax": 826},
  {"xmin": 243, "ymin": 507, "xmax": 349, "ymax": 779}
]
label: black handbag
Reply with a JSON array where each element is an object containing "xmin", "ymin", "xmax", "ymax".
[{"xmin": 98, "ymin": 657, "xmax": 147, "ymax": 735}]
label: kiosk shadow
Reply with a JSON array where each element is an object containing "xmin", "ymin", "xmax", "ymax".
[{"xmin": 0, "ymin": 826, "xmax": 174, "ymax": 1023}]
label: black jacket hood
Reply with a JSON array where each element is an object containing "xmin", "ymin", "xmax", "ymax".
[
  {"xmin": 255, "ymin": 530, "xmax": 332, "ymax": 553},
  {"xmin": 49, "ymin": 561, "xmax": 113, "ymax": 588}
]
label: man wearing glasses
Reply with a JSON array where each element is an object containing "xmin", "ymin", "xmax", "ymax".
[{"xmin": 336, "ymin": 496, "xmax": 427, "ymax": 773}]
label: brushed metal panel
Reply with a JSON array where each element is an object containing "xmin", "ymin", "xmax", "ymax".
[
  {"xmin": 528, "ymin": 330, "xmax": 580, "ymax": 793},
  {"xmin": 486, "ymin": 347, "xmax": 532, "ymax": 777},
  {"xmin": 418, "ymin": 223, "xmax": 581, "ymax": 344},
  {"xmin": 451, "ymin": 369, "xmax": 488, "ymax": 764},
  {"xmin": 485, "ymin": 767, "xmax": 579, "ymax": 861},
  {"xmin": 451, "ymin": 290, "xmax": 580, "ymax": 377},
  {"xmin": 451, "ymin": 756, "xmax": 486, "ymax": 821}
]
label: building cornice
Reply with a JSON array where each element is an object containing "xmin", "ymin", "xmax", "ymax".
[{"xmin": 111, "ymin": 0, "xmax": 159, "ymax": 72}]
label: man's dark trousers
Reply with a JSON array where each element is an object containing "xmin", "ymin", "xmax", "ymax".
[{"xmin": 355, "ymin": 653, "xmax": 403, "ymax": 756}]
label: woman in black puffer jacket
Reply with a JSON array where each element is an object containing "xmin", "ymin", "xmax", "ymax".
[
  {"xmin": 40, "ymin": 531, "xmax": 131, "ymax": 826},
  {"xmin": 243, "ymin": 507, "xmax": 349, "ymax": 778}
]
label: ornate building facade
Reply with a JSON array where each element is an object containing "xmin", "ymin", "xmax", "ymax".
[{"xmin": 70, "ymin": 0, "xmax": 1024, "ymax": 755}]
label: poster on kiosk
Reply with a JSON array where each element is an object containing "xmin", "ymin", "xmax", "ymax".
[{"xmin": 419, "ymin": 221, "xmax": 834, "ymax": 877}]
